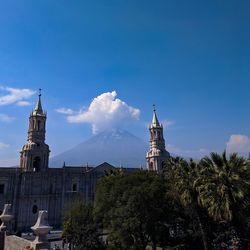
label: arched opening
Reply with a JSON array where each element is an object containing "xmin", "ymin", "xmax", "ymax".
[
  {"xmin": 33, "ymin": 119, "xmax": 36, "ymax": 129},
  {"xmin": 33, "ymin": 157, "xmax": 41, "ymax": 172},
  {"xmin": 158, "ymin": 131, "xmax": 162, "ymax": 140},
  {"xmin": 150, "ymin": 131, "xmax": 153, "ymax": 140},
  {"xmin": 32, "ymin": 205, "xmax": 38, "ymax": 214},
  {"xmin": 149, "ymin": 162, "xmax": 154, "ymax": 171},
  {"xmin": 37, "ymin": 120, "xmax": 41, "ymax": 130},
  {"xmin": 154, "ymin": 131, "xmax": 157, "ymax": 138}
]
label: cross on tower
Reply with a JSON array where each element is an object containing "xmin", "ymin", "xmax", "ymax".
[{"xmin": 153, "ymin": 104, "xmax": 156, "ymax": 112}]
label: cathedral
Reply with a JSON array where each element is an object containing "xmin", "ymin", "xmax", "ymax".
[{"xmin": 0, "ymin": 93, "xmax": 169, "ymax": 231}]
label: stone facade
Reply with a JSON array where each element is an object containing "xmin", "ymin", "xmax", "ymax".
[
  {"xmin": 0, "ymin": 94, "xmax": 166, "ymax": 232},
  {"xmin": 0, "ymin": 157, "xmax": 118, "ymax": 232},
  {"xmin": 0, "ymin": 94, "xmax": 137, "ymax": 232}
]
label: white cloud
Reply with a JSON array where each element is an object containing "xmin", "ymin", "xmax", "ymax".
[
  {"xmin": 0, "ymin": 86, "xmax": 35, "ymax": 106},
  {"xmin": 55, "ymin": 108, "xmax": 75, "ymax": 115},
  {"xmin": 0, "ymin": 142, "xmax": 9, "ymax": 149},
  {"xmin": 226, "ymin": 134, "xmax": 250, "ymax": 155},
  {"xmin": 167, "ymin": 144, "xmax": 210, "ymax": 159},
  {"xmin": 16, "ymin": 101, "xmax": 32, "ymax": 106},
  {"xmin": 60, "ymin": 91, "xmax": 140, "ymax": 134},
  {"xmin": 0, "ymin": 114, "xmax": 15, "ymax": 122}
]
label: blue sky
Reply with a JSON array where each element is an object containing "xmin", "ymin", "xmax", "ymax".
[{"xmin": 0, "ymin": 0, "xmax": 249, "ymax": 166}]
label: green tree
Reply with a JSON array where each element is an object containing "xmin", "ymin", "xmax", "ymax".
[
  {"xmin": 164, "ymin": 153, "xmax": 250, "ymax": 249},
  {"xmin": 62, "ymin": 200, "xmax": 105, "ymax": 250},
  {"xmin": 163, "ymin": 157, "xmax": 211, "ymax": 250},
  {"xmin": 197, "ymin": 152, "xmax": 250, "ymax": 245},
  {"xmin": 94, "ymin": 171, "xmax": 170, "ymax": 250}
]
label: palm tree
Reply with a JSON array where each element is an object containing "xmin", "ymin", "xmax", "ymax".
[
  {"xmin": 164, "ymin": 157, "xmax": 211, "ymax": 250},
  {"xmin": 196, "ymin": 152, "xmax": 250, "ymax": 223},
  {"xmin": 196, "ymin": 151, "xmax": 250, "ymax": 249}
]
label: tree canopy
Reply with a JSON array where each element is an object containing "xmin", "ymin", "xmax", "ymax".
[
  {"xmin": 94, "ymin": 171, "xmax": 171, "ymax": 250},
  {"xmin": 62, "ymin": 152, "xmax": 250, "ymax": 250},
  {"xmin": 62, "ymin": 200, "xmax": 105, "ymax": 250}
]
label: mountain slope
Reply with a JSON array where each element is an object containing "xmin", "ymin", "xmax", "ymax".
[{"xmin": 50, "ymin": 129, "xmax": 148, "ymax": 168}]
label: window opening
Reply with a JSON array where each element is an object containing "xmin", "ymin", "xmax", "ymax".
[
  {"xmin": 72, "ymin": 183, "xmax": 77, "ymax": 192},
  {"xmin": 37, "ymin": 120, "xmax": 41, "ymax": 130},
  {"xmin": 33, "ymin": 157, "xmax": 41, "ymax": 172},
  {"xmin": 0, "ymin": 184, "xmax": 4, "ymax": 194},
  {"xmin": 32, "ymin": 205, "xmax": 38, "ymax": 214}
]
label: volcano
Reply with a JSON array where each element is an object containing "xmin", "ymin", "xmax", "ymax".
[{"xmin": 50, "ymin": 129, "xmax": 148, "ymax": 168}]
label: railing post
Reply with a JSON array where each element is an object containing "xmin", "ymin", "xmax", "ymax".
[
  {"xmin": 0, "ymin": 204, "xmax": 13, "ymax": 250},
  {"xmin": 31, "ymin": 210, "xmax": 52, "ymax": 250}
]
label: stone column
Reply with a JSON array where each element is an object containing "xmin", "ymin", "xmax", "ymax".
[
  {"xmin": 0, "ymin": 204, "xmax": 13, "ymax": 250},
  {"xmin": 31, "ymin": 210, "xmax": 52, "ymax": 250}
]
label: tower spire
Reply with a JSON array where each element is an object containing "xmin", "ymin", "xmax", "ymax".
[
  {"xmin": 151, "ymin": 104, "xmax": 160, "ymax": 127},
  {"xmin": 34, "ymin": 88, "xmax": 43, "ymax": 115}
]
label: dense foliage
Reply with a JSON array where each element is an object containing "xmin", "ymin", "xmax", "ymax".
[
  {"xmin": 62, "ymin": 200, "xmax": 105, "ymax": 250},
  {"xmin": 94, "ymin": 170, "xmax": 173, "ymax": 249},
  {"xmin": 164, "ymin": 152, "xmax": 250, "ymax": 249},
  {"xmin": 62, "ymin": 152, "xmax": 250, "ymax": 250}
]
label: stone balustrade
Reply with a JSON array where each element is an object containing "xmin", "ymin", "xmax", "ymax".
[{"xmin": 0, "ymin": 204, "xmax": 52, "ymax": 250}]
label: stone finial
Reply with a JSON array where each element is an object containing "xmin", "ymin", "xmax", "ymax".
[
  {"xmin": 0, "ymin": 204, "xmax": 13, "ymax": 232},
  {"xmin": 31, "ymin": 210, "xmax": 52, "ymax": 246}
]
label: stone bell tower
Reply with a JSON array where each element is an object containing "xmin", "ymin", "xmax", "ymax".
[
  {"xmin": 146, "ymin": 106, "xmax": 170, "ymax": 172},
  {"xmin": 20, "ymin": 90, "xmax": 50, "ymax": 172}
]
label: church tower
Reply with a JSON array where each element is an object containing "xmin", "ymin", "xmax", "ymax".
[
  {"xmin": 20, "ymin": 90, "xmax": 50, "ymax": 172},
  {"xmin": 146, "ymin": 106, "xmax": 170, "ymax": 172}
]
